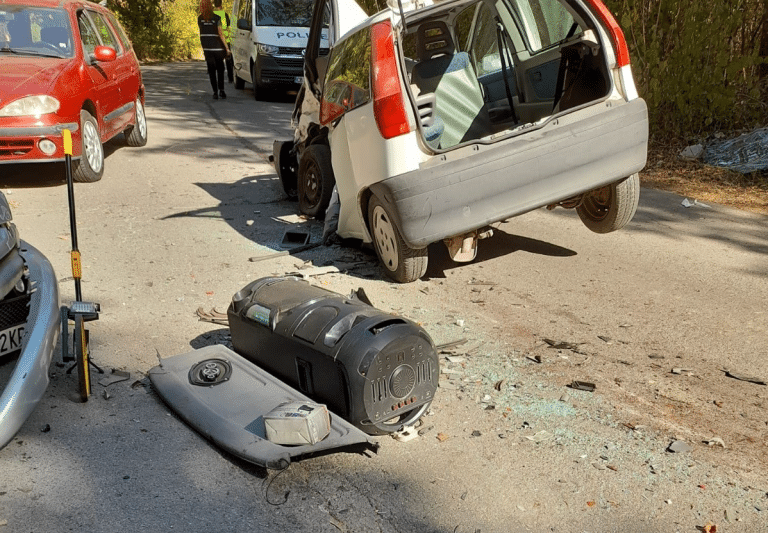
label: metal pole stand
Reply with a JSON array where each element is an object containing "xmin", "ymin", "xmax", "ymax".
[{"xmin": 59, "ymin": 129, "xmax": 103, "ymax": 402}]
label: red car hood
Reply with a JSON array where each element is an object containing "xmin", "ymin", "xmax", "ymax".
[{"xmin": 0, "ymin": 56, "xmax": 72, "ymax": 101}]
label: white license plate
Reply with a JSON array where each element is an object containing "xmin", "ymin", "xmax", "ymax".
[
  {"xmin": 294, "ymin": 76, "xmax": 304, "ymax": 84},
  {"xmin": 0, "ymin": 323, "xmax": 25, "ymax": 357}
]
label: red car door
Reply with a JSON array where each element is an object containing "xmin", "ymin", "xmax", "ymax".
[{"xmin": 75, "ymin": 9, "xmax": 125, "ymax": 140}]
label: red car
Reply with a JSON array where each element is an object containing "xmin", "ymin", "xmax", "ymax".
[{"xmin": 0, "ymin": 0, "xmax": 146, "ymax": 182}]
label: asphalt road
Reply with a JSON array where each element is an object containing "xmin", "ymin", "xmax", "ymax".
[{"xmin": 1, "ymin": 62, "xmax": 767, "ymax": 532}]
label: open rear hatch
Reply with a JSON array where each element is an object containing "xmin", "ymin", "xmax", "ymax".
[{"xmin": 149, "ymin": 345, "xmax": 378, "ymax": 469}]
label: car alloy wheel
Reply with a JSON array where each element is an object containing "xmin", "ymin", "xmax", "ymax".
[{"xmin": 72, "ymin": 110, "xmax": 104, "ymax": 183}]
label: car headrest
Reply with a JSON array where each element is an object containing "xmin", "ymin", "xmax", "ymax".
[{"xmin": 416, "ymin": 20, "xmax": 454, "ymax": 62}]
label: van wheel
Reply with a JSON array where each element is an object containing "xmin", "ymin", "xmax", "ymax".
[
  {"xmin": 368, "ymin": 196, "xmax": 428, "ymax": 283},
  {"xmin": 577, "ymin": 173, "xmax": 640, "ymax": 233},
  {"xmin": 297, "ymin": 144, "xmax": 334, "ymax": 219},
  {"xmin": 234, "ymin": 74, "xmax": 245, "ymax": 90},
  {"xmin": 72, "ymin": 110, "xmax": 104, "ymax": 183}
]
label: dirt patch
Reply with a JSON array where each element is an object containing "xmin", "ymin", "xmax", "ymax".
[{"xmin": 642, "ymin": 143, "xmax": 768, "ymax": 215}]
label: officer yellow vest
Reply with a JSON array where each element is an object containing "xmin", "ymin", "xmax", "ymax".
[{"xmin": 213, "ymin": 9, "xmax": 231, "ymax": 44}]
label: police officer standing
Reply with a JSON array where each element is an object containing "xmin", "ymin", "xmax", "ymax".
[
  {"xmin": 213, "ymin": 0, "xmax": 234, "ymax": 83},
  {"xmin": 198, "ymin": 0, "xmax": 230, "ymax": 99}
]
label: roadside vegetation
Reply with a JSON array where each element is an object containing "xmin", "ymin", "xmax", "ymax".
[{"xmin": 107, "ymin": 0, "xmax": 768, "ymax": 207}]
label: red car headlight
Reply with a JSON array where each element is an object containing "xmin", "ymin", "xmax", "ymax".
[{"xmin": 0, "ymin": 96, "xmax": 60, "ymax": 117}]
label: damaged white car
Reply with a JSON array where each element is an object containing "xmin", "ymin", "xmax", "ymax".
[{"xmin": 274, "ymin": 0, "xmax": 648, "ymax": 282}]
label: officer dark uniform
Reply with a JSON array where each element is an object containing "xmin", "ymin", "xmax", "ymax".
[
  {"xmin": 198, "ymin": 10, "xmax": 230, "ymax": 99},
  {"xmin": 213, "ymin": 0, "xmax": 234, "ymax": 83}
]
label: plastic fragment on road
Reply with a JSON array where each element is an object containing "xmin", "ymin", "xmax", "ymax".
[
  {"xmin": 667, "ymin": 440, "xmax": 693, "ymax": 453},
  {"xmin": 705, "ymin": 437, "xmax": 726, "ymax": 448},
  {"xmin": 98, "ymin": 369, "xmax": 130, "ymax": 387},
  {"xmin": 702, "ymin": 126, "xmax": 768, "ymax": 173},
  {"xmin": 569, "ymin": 381, "xmax": 596, "ymax": 392},
  {"xmin": 681, "ymin": 198, "xmax": 711, "ymax": 208},
  {"xmin": 392, "ymin": 425, "xmax": 418, "ymax": 442},
  {"xmin": 724, "ymin": 370, "xmax": 766, "ymax": 385}
]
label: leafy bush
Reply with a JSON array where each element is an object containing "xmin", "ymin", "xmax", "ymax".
[{"xmin": 605, "ymin": 0, "xmax": 767, "ymax": 138}]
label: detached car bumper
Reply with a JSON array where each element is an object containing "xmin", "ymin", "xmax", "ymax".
[
  {"xmin": 0, "ymin": 241, "xmax": 60, "ymax": 449},
  {"xmin": 369, "ymin": 98, "xmax": 649, "ymax": 248}
]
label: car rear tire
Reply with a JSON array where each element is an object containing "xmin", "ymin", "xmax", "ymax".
[
  {"xmin": 276, "ymin": 142, "xmax": 298, "ymax": 199},
  {"xmin": 577, "ymin": 173, "xmax": 640, "ymax": 234},
  {"xmin": 368, "ymin": 196, "xmax": 428, "ymax": 283},
  {"xmin": 72, "ymin": 110, "xmax": 104, "ymax": 183},
  {"xmin": 124, "ymin": 97, "xmax": 148, "ymax": 147},
  {"xmin": 234, "ymin": 74, "xmax": 245, "ymax": 90},
  {"xmin": 298, "ymin": 144, "xmax": 335, "ymax": 219}
]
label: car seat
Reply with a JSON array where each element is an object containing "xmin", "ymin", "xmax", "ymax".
[
  {"xmin": 410, "ymin": 20, "xmax": 491, "ymax": 149},
  {"xmin": 40, "ymin": 26, "xmax": 70, "ymax": 53}
]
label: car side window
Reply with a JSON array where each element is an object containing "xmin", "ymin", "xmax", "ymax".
[
  {"xmin": 88, "ymin": 10, "xmax": 121, "ymax": 54},
  {"xmin": 78, "ymin": 12, "xmax": 99, "ymax": 57},
  {"xmin": 239, "ymin": 0, "xmax": 251, "ymax": 24},
  {"xmin": 470, "ymin": 2, "xmax": 502, "ymax": 77},
  {"xmin": 507, "ymin": 0, "xmax": 576, "ymax": 52},
  {"xmin": 106, "ymin": 13, "xmax": 131, "ymax": 52},
  {"xmin": 320, "ymin": 27, "xmax": 371, "ymax": 125}
]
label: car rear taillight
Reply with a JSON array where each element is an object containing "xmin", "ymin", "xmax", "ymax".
[
  {"xmin": 583, "ymin": 0, "xmax": 630, "ymax": 68},
  {"xmin": 371, "ymin": 20, "xmax": 410, "ymax": 139}
]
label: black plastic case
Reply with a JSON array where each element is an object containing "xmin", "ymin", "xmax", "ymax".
[{"xmin": 227, "ymin": 277, "xmax": 438, "ymax": 435}]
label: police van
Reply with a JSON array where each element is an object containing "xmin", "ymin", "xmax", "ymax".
[{"xmin": 231, "ymin": 0, "xmax": 366, "ymax": 99}]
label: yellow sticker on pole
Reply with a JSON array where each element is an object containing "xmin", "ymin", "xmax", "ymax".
[
  {"xmin": 62, "ymin": 129, "xmax": 72, "ymax": 156},
  {"xmin": 70, "ymin": 250, "xmax": 82, "ymax": 279}
]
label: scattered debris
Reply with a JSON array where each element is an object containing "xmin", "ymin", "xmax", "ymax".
[
  {"xmin": 196, "ymin": 307, "xmax": 228, "ymax": 325},
  {"xmin": 417, "ymin": 425, "xmax": 434, "ymax": 437},
  {"xmin": 470, "ymin": 430, "xmax": 482, "ymax": 438},
  {"xmin": 713, "ymin": 400, "xmax": 723, "ymax": 408},
  {"xmin": 493, "ymin": 379, "xmax": 506, "ymax": 391},
  {"xmin": 280, "ymin": 229, "xmax": 310, "ymax": 248},
  {"xmin": 435, "ymin": 338, "xmax": 467, "ymax": 352},
  {"xmin": 40, "ymin": 424, "xmax": 50, "ymax": 433},
  {"xmin": 102, "ymin": 389, "xmax": 111, "ymax": 400},
  {"xmin": 248, "ymin": 243, "xmax": 322, "ymax": 262},
  {"xmin": 286, "ymin": 265, "xmax": 340, "ymax": 279},
  {"xmin": 671, "ymin": 368, "xmax": 694, "ymax": 376},
  {"xmin": 679, "ymin": 144, "xmax": 704, "ymax": 161},
  {"xmin": 591, "ymin": 462, "xmax": 606, "ymax": 470},
  {"xmin": 436, "ymin": 432, "xmax": 449, "ymax": 442},
  {"xmin": 98, "ymin": 369, "xmax": 131, "ymax": 387},
  {"xmin": 702, "ymin": 126, "xmax": 768, "ymax": 173},
  {"xmin": 597, "ymin": 335, "xmax": 613, "ymax": 344},
  {"xmin": 696, "ymin": 522, "xmax": 718, "ymax": 533},
  {"xmin": 682, "ymin": 198, "xmax": 711, "ymax": 208},
  {"xmin": 524, "ymin": 430, "xmax": 553, "ymax": 443},
  {"xmin": 568, "ymin": 381, "xmax": 596, "ymax": 392},
  {"xmin": 648, "ymin": 354, "xmax": 665, "ymax": 360},
  {"xmin": 527, "ymin": 355, "xmax": 543, "ymax": 364},
  {"xmin": 724, "ymin": 370, "xmax": 766, "ymax": 386},
  {"xmin": 543, "ymin": 338, "xmax": 583, "ymax": 351},
  {"xmin": 667, "ymin": 440, "xmax": 693, "ymax": 453},
  {"xmin": 392, "ymin": 426, "xmax": 418, "ymax": 442},
  {"xmin": 704, "ymin": 437, "xmax": 726, "ymax": 448}
]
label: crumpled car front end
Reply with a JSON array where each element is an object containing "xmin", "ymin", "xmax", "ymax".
[{"xmin": 0, "ymin": 192, "xmax": 60, "ymax": 449}]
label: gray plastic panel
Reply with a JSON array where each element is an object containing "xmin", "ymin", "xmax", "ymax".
[
  {"xmin": 149, "ymin": 345, "xmax": 378, "ymax": 469},
  {"xmin": 369, "ymin": 98, "xmax": 649, "ymax": 248}
]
